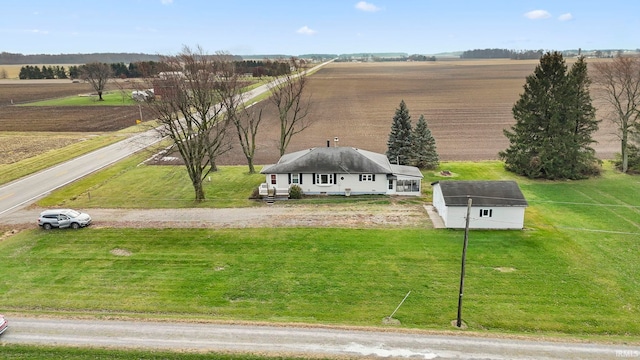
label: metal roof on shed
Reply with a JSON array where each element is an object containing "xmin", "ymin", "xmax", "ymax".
[{"xmin": 432, "ymin": 180, "xmax": 528, "ymax": 207}]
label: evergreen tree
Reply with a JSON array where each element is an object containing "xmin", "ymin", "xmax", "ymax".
[
  {"xmin": 68, "ymin": 65, "xmax": 79, "ymax": 79},
  {"xmin": 411, "ymin": 114, "xmax": 439, "ymax": 169},
  {"xmin": 386, "ymin": 100, "xmax": 413, "ymax": 165},
  {"xmin": 18, "ymin": 66, "xmax": 28, "ymax": 79},
  {"xmin": 499, "ymin": 52, "xmax": 600, "ymax": 179},
  {"xmin": 42, "ymin": 65, "xmax": 54, "ymax": 79},
  {"xmin": 564, "ymin": 56, "xmax": 600, "ymax": 177},
  {"xmin": 55, "ymin": 66, "xmax": 68, "ymax": 79}
]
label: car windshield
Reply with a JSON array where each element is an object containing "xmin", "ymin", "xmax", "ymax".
[{"xmin": 66, "ymin": 210, "xmax": 81, "ymax": 217}]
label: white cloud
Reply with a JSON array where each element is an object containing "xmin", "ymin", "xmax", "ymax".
[
  {"xmin": 355, "ymin": 1, "xmax": 381, "ymax": 12},
  {"xmin": 297, "ymin": 26, "xmax": 317, "ymax": 35},
  {"xmin": 558, "ymin": 13, "xmax": 573, "ymax": 21},
  {"xmin": 524, "ymin": 10, "xmax": 551, "ymax": 20}
]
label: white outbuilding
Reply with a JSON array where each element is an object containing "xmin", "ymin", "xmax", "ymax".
[{"xmin": 431, "ymin": 180, "xmax": 528, "ymax": 229}]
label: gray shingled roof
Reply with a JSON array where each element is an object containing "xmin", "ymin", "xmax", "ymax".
[
  {"xmin": 261, "ymin": 147, "xmax": 396, "ymax": 174},
  {"xmin": 432, "ymin": 180, "xmax": 528, "ymax": 207}
]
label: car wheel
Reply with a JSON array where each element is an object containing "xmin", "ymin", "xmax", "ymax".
[
  {"xmin": 43, "ymin": 223, "xmax": 52, "ymax": 230},
  {"xmin": 71, "ymin": 222, "xmax": 80, "ymax": 229}
]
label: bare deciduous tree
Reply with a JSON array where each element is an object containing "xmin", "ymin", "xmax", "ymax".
[
  {"xmin": 593, "ymin": 55, "xmax": 640, "ymax": 173},
  {"xmin": 215, "ymin": 53, "xmax": 263, "ymax": 174},
  {"xmin": 80, "ymin": 62, "xmax": 113, "ymax": 101},
  {"xmin": 268, "ymin": 58, "xmax": 312, "ymax": 156},
  {"xmin": 144, "ymin": 46, "xmax": 232, "ymax": 201}
]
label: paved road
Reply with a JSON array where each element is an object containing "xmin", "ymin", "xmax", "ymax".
[
  {"xmin": 0, "ymin": 59, "xmax": 334, "ymax": 220},
  {"xmin": 0, "ymin": 130, "xmax": 162, "ymax": 218},
  {"xmin": 2, "ymin": 317, "xmax": 637, "ymax": 359}
]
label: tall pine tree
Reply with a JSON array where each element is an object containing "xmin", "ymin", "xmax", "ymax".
[
  {"xmin": 386, "ymin": 100, "xmax": 413, "ymax": 165},
  {"xmin": 564, "ymin": 56, "xmax": 600, "ymax": 177},
  {"xmin": 499, "ymin": 52, "xmax": 600, "ymax": 179},
  {"xmin": 412, "ymin": 114, "xmax": 439, "ymax": 169}
]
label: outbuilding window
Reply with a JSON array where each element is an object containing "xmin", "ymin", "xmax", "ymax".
[{"xmin": 479, "ymin": 209, "xmax": 493, "ymax": 217}]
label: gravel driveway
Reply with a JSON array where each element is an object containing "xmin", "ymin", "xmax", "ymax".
[{"xmin": 0, "ymin": 203, "xmax": 435, "ymax": 230}]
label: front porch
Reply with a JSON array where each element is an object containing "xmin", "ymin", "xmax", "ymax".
[{"xmin": 258, "ymin": 183, "xmax": 290, "ymax": 198}]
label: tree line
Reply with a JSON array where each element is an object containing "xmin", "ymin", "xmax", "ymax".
[
  {"xmin": 18, "ymin": 59, "xmax": 295, "ymax": 80},
  {"xmin": 0, "ymin": 52, "xmax": 161, "ymax": 65},
  {"xmin": 460, "ymin": 48, "xmax": 545, "ymax": 59},
  {"xmin": 335, "ymin": 54, "xmax": 435, "ymax": 62}
]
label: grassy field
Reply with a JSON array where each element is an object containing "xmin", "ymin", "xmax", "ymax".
[
  {"xmin": 0, "ymin": 133, "xmax": 131, "ymax": 185},
  {"xmin": 0, "ymin": 65, "xmax": 82, "ymax": 80},
  {"xmin": 0, "ymin": 344, "xmax": 314, "ymax": 360},
  {"xmin": 3, "ymin": 162, "xmax": 639, "ymax": 341},
  {"xmin": 23, "ymin": 90, "xmax": 139, "ymax": 106},
  {"xmin": 37, "ymin": 154, "xmax": 266, "ymax": 208},
  {"xmin": 0, "ymin": 65, "xmax": 22, "ymax": 79}
]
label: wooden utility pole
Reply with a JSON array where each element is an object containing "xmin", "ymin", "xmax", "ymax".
[{"xmin": 456, "ymin": 197, "xmax": 472, "ymax": 328}]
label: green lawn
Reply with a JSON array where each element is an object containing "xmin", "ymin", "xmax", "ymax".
[
  {"xmin": 0, "ymin": 159, "xmax": 640, "ymax": 341},
  {"xmin": 0, "ymin": 344, "xmax": 315, "ymax": 360},
  {"xmin": 22, "ymin": 90, "xmax": 138, "ymax": 106},
  {"xmin": 3, "ymin": 161, "xmax": 639, "ymax": 340},
  {"xmin": 38, "ymin": 156, "xmax": 266, "ymax": 208}
]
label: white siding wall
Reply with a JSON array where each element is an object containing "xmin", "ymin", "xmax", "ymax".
[
  {"xmin": 265, "ymin": 173, "xmax": 421, "ymax": 196},
  {"xmin": 431, "ymin": 183, "xmax": 525, "ymax": 229},
  {"xmin": 296, "ymin": 173, "xmax": 388, "ymax": 195},
  {"xmin": 444, "ymin": 206, "xmax": 526, "ymax": 229},
  {"xmin": 432, "ymin": 184, "xmax": 447, "ymax": 217}
]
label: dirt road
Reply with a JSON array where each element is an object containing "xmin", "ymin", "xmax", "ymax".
[
  {"xmin": 3, "ymin": 317, "xmax": 637, "ymax": 359},
  {"xmin": 0, "ymin": 203, "xmax": 434, "ymax": 230}
]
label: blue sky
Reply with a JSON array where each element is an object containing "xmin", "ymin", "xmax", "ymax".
[{"xmin": 2, "ymin": 0, "xmax": 638, "ymax": 55}]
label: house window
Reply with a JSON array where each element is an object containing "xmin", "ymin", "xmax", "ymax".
[
  {"xmin": 479, "ymin": 209, "xmax": 493, "ymax": 217},
  {"xmin": 270, "ymin": 174, "xmax": 276, "ymax": 185},
  {"xmin": 291, "ymin": 173, "xmax": 299, "ymax": 184},
  {"xmin": 360, "ymin": 174, "xmax": 374, "ymax": 181},
  {"xmin": 396, "ymin": 179, "xmax": 420, "ymax": 192},
  {"xmin": 315, "ymin": 173, "xmax": 334, "ymax": 185},
  {"xmin": 388, "ymin": 179, "xmax": 394, "ymax": 190}
]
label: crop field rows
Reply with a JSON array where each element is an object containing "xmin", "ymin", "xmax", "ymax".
[
  {"xmin": 217, "ymin": 60, "xmax": 620, "ymax": 165},
  {"xmin": 0, "ymin": 59, "xmax": 621, "ymax": 166}
]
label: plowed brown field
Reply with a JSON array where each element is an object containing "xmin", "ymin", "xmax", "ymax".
[
  {"xmin": 0, "ymin": 59, "xmax": 620, "ymax": 165},
  {"xmin": 217, "ymin": 60, "xmax": 619, "ymax": 165},
  {"xmin": 0, "ymin": 81, "xmax": 141, "ymax": 132}
]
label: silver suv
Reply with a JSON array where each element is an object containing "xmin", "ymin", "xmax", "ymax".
[{"xmin": 37, "ymin": 209, "xmax": 92, "ymax": 230}]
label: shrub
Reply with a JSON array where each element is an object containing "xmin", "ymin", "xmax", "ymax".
[
  {"xmin": 289, "ymin": 185, "xmax": 303, "ymax": 199},
  {"xmin": 613, "ymin": 144, "xmax": 640, "ymax": 174},
  {"xmin": 249, "ymin": 186, "xmax": 261, "ymax": 199}
]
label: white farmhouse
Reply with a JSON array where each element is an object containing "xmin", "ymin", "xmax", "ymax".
[
  {"xmin": 259, "ymin": 147, "xmax": 423, "ymax": 197},
  {"xmin": 431, "ymin": 180, "xmax": 528, "ymax": 229}
]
